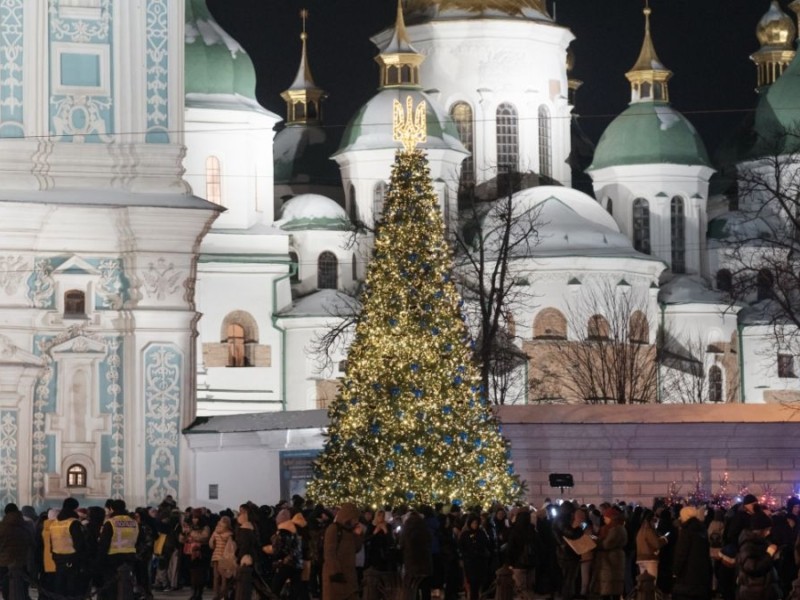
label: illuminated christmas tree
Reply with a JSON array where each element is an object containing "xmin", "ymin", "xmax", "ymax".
[{"xmin": 306, "ymin": 97, "xmax": 520, "ymax": 509}]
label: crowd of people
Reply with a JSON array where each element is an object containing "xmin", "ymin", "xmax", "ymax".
[{"xmin": 0, "ymin": 492, "xmax": 797, "ymax": 600}]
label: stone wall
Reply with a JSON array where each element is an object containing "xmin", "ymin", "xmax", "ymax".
[{"xmin": 497, "ymin": 403, "xmax": 800, "ymax": 506}]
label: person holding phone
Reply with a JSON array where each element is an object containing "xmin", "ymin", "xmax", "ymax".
[
  {"xmin": 635, "ymin": 509, "xmax": 667, "ymax": 579},
  {"xmin": 735, "ymin": 511, "xmax": 782, "ymax": 600}
]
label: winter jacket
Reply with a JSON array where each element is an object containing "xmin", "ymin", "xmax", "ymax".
[
  {"xmin": 0, "ymin": 511, "xmax": 33, "ymax": 568},
  {"xmin": 592, "ymin": 521, "xmax": 627, "ymax": 596},
  {"xmin": 322, "ymin": 523, "xmax": 362, "ymax": 600},
  {"xmin": 736, "ymin": 531, "xmax": 782, "ymax": 600},
  {"xmin": 672, "ymin": 517, "xmax": 712, "ymax": 600},
  {"xmin": 636, "ymin": 522, "xmax": 665, "ymax": 561}
]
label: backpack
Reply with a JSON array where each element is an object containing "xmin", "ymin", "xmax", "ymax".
[{"xmin": 217, "ymin": 536, "xmax": 237, "ymax": 579}]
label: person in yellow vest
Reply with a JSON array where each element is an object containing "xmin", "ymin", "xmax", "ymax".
[
  {"xmin": 51, "ymin": 497, "xmax": 88, "ymax": 597},
  {"xmin": 38, "ymin": 508, "xmax": 59, "ymax": 593},
  {"xmin": 97, "ymin": 499, "xmax": 140, "ymax": 600}
]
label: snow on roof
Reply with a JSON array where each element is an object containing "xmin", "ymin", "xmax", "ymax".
[
  {"xmin": 275, "ymin": 194, "xmax": 350, "ymax": 230},
  {"xmin": 184, "ymin": 409, "xmax": 329, "ymax": 434},
  {"xmin": 481, "ymin": 186, "xmax": 651, "ymax": 260},
  {"xmin": 658, "ymin": 274, "xmax": 727, "ymax": 305},
  {"xmin": 188, "ymin": 18, "xmax": 246, "ymax": 57},
  {"xmin": 185, "ymin": 93, "xmax": 277, "ymax": 116},
  {"xmin": 0, "ymin": 189, "xmax": 221, "ymax": 210},
  {"xmin": 278, "ymin": 289, "xmax": 360, "ymax": 318},
  {"xmin": 654, "ymin": 105, "xmax": 682, "ymax": 130}
]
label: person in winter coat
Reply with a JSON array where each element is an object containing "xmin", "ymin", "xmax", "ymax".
[
  {"xmin": 50, "ymin": 497, "xmax": 88, "ymax": 597},
  {"xmin": 459, "ymin": 514, "xmax": 491, "ymax": 600},
  {"xmin": 322, "ymin": 503, "xmax": 363, "ymax": 600},
  {"xmin": 234, "ymin": 503, "xmax": 261, "ymax": 600},
  {"xmin": 592, "ymin": 506, "xmax": 627, "ymax": 600},
  {"xmin": 209, "ymin": 515, "xmax": 234, "ymax": 600},
  {"xmin": 0, "ymin": 503, "xmax": 34, "ymax": 600},
  {"xmin": 672, "ymin": 506, "xmax": 712, "ymax": 600},
  {"xmin": 636, "ymin": 509, "xmax": 666, "ymax": 578},
  {"xmin": 505, "ymin": 507, "xmax": 539, "ymax": 600},
  {"xmin": 365, "ymin": 510, "xmax": 395, "ymax": 573},
  {"xmin": 553, "ymin": 502, "xmax": 585, "ymax": 600},
  {"xmin": 264, "ymin": 508, "xmax": 302, "ymax": 600},
  {"xmin": 736, "ymin": 511, "xmax": 782, "ymax": 600},
  {"xmin": 401, "ymin": 510, "xmax": 433, "ymax": 600}
]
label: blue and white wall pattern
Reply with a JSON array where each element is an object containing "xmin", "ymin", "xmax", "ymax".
[
  {"xmin": 0, "ymin": 411, "xmax": 19, "ymax": 505},
  {"xmin": 0, "ymin": 0, "xmax": 24, "ymax": 138},
  {"xmin": 49, "ymin": 0, "xmax": 114, "ymax": 142},
  {"xmin": 145, "ymin": 0, "xmax": 169, "ymax": 143},
  {"xmin": 143, "ymin": 343, "xmax": 182, "ymax": 504},
  {"xmin": 31, "ymin": 329, "xmax": 124, "ymax": 507}
]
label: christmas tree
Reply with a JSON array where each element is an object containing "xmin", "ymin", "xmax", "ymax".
[{"xmin": 306, "ymin": 97, "xmax": 520, "ymax": 509}]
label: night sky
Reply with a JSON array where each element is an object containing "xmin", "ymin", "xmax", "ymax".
[{"xmin": 207, "ymin": 0, "xmax": 782, "ymax": 158}]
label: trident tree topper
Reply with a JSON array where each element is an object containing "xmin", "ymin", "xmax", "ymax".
[{"xmin": 393, "ymin": 95, "xmax": 427, "ymax": 153}]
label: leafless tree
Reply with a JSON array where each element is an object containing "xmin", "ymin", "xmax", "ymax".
[
  {"xmin": 547, "ymin": 280, "xmax": 659, "ymax": 404},
  {"xmin": 452, "ymin": 168, "xmax": 544, "ymax": 404},
  {"xmin": 659, "ymin": 330, "xmax": 737, "ymax": 403},
  {"xmin": 721, "ymin": 127, "xmax": 800, "ymax": 355}
]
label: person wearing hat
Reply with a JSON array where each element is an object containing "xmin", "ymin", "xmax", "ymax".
[
  {"xmin": 725, "ymin": 495, "xmax": 759, "ymax": 549},
  {"xmin": 592, "ymin": 506, "xmax": 627, "ymax": 600},
  {"xmin": 50, "ymin": 497, "xmax": 88, "ymax": 597},
  {"xmin": 96, "ymin": 499, "xmax": 139, "ymax": 600},
  {"xmin": 0, "ymin": 503, "xmax": 34, "ymax": 600},
  {"xmin": 322, "ymin": 503, "xmax": 363, "ymax": 600},
  {"xmin": 671, "ymin": 506, "xmax": 711, "ymax": 600},
  {"xmin": 735, "ymin": 510, "xmax": 781, "ymax": 600},
  {"xmin": 263, "ymin": 508, "xmax": 302, "ymax": 600}
]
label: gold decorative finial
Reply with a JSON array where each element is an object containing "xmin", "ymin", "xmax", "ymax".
[
  {"xmin": 393, "ymin": 95, "xmax": 427, "ymax": 152},
  {"xmin": 300, "ymin": 9, "xmax": 309, "ymax": 40}
]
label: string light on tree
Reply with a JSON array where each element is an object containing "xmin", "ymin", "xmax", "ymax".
[{"xmin": 306, "ymin": 96, "xmax": 521, "ymax": 508}]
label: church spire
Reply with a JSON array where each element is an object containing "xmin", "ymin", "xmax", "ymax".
[
  {"xmin": 751, "ymin": 1, "xmax": 796, "ymax": 92},
  {"xmin": 281, "ymin": 9, "xmax": 327, "ymax": 125},
  {"xmin": 375, "ymin": 0, "xmax": 425, "ymax": 89},
  {"xmin": 625, "ymin": 2, "xmax": 672, "ymax": 104}
]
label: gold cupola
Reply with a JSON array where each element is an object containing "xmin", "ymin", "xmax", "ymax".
[
  {"xmin": 751, "ymin": 1, "xmax": 796, "ymax": 91},
  {"xmin": 791, "ymin": 1, "xmax": 800, "ymax": 35},
  {"xmin": 625, "ymin": 4, "xmax": 672, "ymax": 104},
  {"xmin": 281, "ymin": 10, "xmax": 327, "ymax": 125},
  {"xmin": 375, "ymin": 0, "xmax": 425, "ymax": 89}
]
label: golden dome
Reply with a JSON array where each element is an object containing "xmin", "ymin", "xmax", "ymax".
[
  {"xmin": 404, "ymin": 0, "xmax": 549, "ymax": 19},
  {"xmin": 757, "ymin": 1, "xmax": 796, "ymax": 48}
]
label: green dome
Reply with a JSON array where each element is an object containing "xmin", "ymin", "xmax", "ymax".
[
  {"xmin": 752, "ymin": 53, "xmax": 800, "ymax": 156},
  {"xmin": 335, "ymin": 87, "xmax": 467, "ymax": 155},
  {"xmin": 185, "ymin": 0, "xmax": 257, "ymax": 99},
  {"xmin": 589, "ymin": 101, "xmax": 710, "ymax": 171}
]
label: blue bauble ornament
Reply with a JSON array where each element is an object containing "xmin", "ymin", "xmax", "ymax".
[
  {"xmin": 452, "ymin": 499, "xmax": 462, "ymax": 507},
  {"xmin": 457, "ymin": 365, "xmax": 466, "ymax": 373},
  {"xmin": 431, "ymin": 327, "xmax": 440, "ymax": 336},
  {"xmin": 453, "ymin": 375, "xmax": 463, "ymax": 385},
  {"xmin": 477, "ymin": 454, "xmax": 486, "ymax": 465},
  {"xmin": 473, "ymin": 438, "xmax": 482, "ymax": 449},
  {"xmin": 406, "ymin": 491, "xmax": 415, "ymax": 500},
  {"xmin": 434, "ymin": 290, "xmax": 443, "ymax": 299},
  {"xmin": 370, "ymin": 422, "xmax": 381, "ymax": 435},
  {"xmin": 445, "ymin": 470, "xmax": 455, "ymax": 480},
  {"xmin": 507, "ymin": 465, "xmax": 515, "ymax": 475},
  {"xmin": 390, "ymin": 386, "xmax": 401, "ymax": 398},
  {"xmin": 385, "ymin": 460, "xmax": 395, "ymax": 470},
  {"xmin": 414, "ymin": 446, "xmax": 425, "ymax": 456},
  {"xmin": 350, "ymin": 397, "xmax": 358, "ymax": 405},
  {"xmin": 410, "ymin": 363, "xmax": 419, "ymax": 372},
  {"xmin": 442, "ymin": 405, "xmax": 453, "ymax": 415},
  {"xmin": 443, "ymin": 343, "xmax": 453, "ymax": 352},
  {"xmin": 372, "ymin": 382, "xmax": 382, "ymax": 391},
  {"xmin": 478, "ymin": 479, "xmax": 487, "ymax": 487},
  {"xmin": 458, "ymin": 432, "xmax": 468, "ymax": 442},
  {"xmin": 395, "ymin": 409, "xmax": 405, "ymax": 419},
  {"xmin": 408, "ymin": 252, "xmax": 418, "ymax": 263},
  {"xmin": 393, "ymin": 443, "xmax": 403, "ymax": 454},
  {"xmin": 443, "ymin": 435, "xmax": 453, "ymax": 445},
  {"xmin": 423, "ymin": 303, "xmax": 432, "ymax": 311},
  {"xmin": 388, "ymin": 318, "xmax": 397, "ymax": 327},
  {"xmin": 412, "ymin": 388, "xmax": 423, "ymax": 398}
]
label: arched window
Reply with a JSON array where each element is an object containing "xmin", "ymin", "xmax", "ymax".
[
  {"xmin": 67, "ymin": 464, "xmax": 87, "ymax": 488},
  {"xmin": 538, "ymin": 105, "xmax": 552, "ymax": 178},
  {"xmin": 606, "ymin": 198, "xmax": 613, "ymax": 215},
  {"xmin": 318, "ymin": 251, "xmax": 338, "ymax": 289},
  {"xmin": 716, "ymin": 269, "xmax": 732, "ymax": 292},
  {"xmin": 629, "ymin": 311, "xmax": 649, "ymax": 344},
  {"xmin": 632, "ymin": 198, "xmax": 651, "ymax": 255},
  {"xmin": 504, "ymin": 311, "xmax": 516, "ymax": 337},
  {"xmin": 348, "ymin": 184, "xmax": 357, "ymax": 222},
  {"xmin": 533, "ymin": 308, "xmax": 567, "ymax": 339},
  {"xmin": 226, "ymin": 323, "xmax": 246, "ymax": 367},
  {"xmin": 671, "ymin": 196, "xmax": 686, "ymax": 273},
  {"xmin": 708, "ymin": 365, "xmax": 723, "ymax": 403},
  {"xmin": 587, "ymin": 314, "xmax": 610, "ymax": 341},
  {"xmin": 373, "ymin": 181, "xmax": 386, "ymax": 221},
  {"xmin": 289, "ymin": 251, "xmax": 300, "ymax": 283},
  {"xmin": 220, "ymin": 311, "xmax": 259, "ymax": 367},
  {"xmin": 653, "ymin": 82, "xmax": 665, "ymax": 102},
  {"xmin": 400, "ymin": 64, "xmax": 412, "ymax": 84},
  {"xmin": 387, "ymin": 66, "xmax": 399, "ymax": 86},
  {"xmin": 496, "ymin": 103, "xmax": 519, "ymax": 173},
  {"xmin": 205, "ymin": 156, "xmax": 222, "ymax": 205},
  {"xmin": 640, "ymin": 81, "xmax": 652, "ymax": 100},
  {"xmin": 450, "ymin": 102, "xmax": 474, "ymax": 188},
  {"xmin": 756, "ymin": 269, "xmax": 773, "ymax": 301},
  {"xmin": 64, "ymin": 290, "xmax": 85, "ymax": 316}
]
